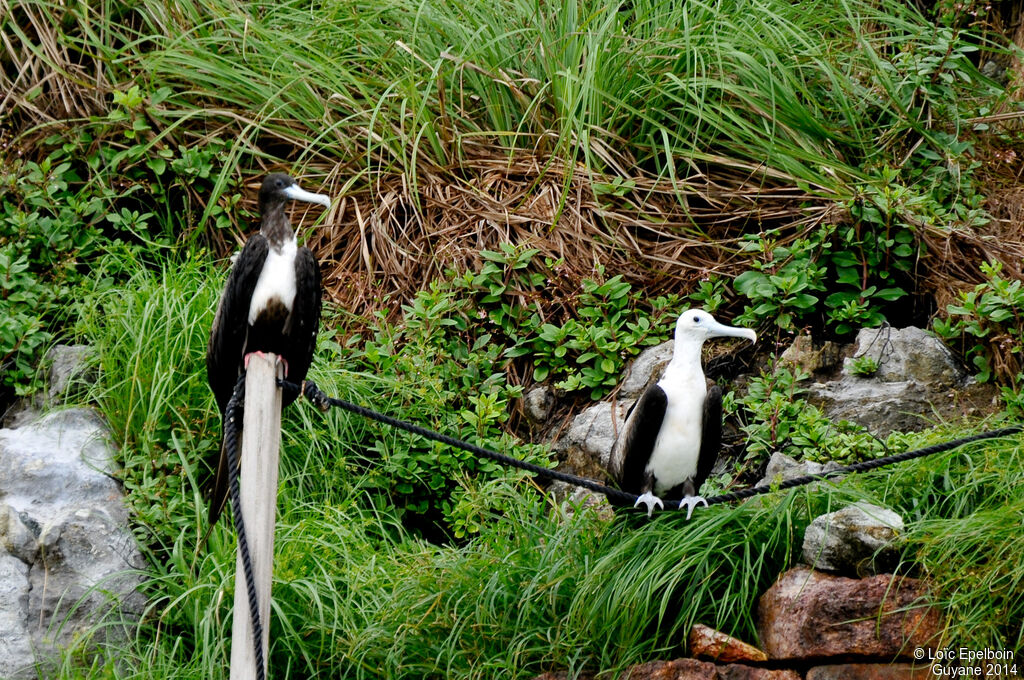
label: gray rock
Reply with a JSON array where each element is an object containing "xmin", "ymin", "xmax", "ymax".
[
  {"xmin": 46, "ymin": 344, "xmax": 97, "ymax": 404},
  {"xmin": 842, "ymin": 326, "xmax": 963, "ymax": 385},
  {"xmin": 0, "ymin": 401, "xmax": 41, "ymax": 430},
  {"xmin": 802, "ymin": 502, "xmax": 905, "ymax": 576},
  {"xmin": 0, "ymin": 409, "xmax": 120, "ymax": 522},
  {"xmin": 0, "ymin": 408, "xmax": 145, "ymax": 679},
  {"xmin": 0, "ymin": 554, "xmax": 33, "ymax": 679},
  {"xmin": 803, "ymin": 326, "xmax": 998, "ymax": 437},
  {"xmin": 780, "ymin": 334, "xmax": 845, "ymax": 376},
  {"xmin": 757, "ymin": 452, "xmax": 843, "ymax": 488},
  {"xmin": 2, "ymin": 345, "xmax": 98, "ymax": 430},
  {"xmin": 522, "ymin": 386, "xmax": 555, "ymax": 423},
  {"xmin": 618, "ymin": 340, "xmax": 673, "ymax": 399},
  {"xmin": 31, "ymin": 509, "xmax": 144, "ymax": 634},
  {"xmin": 553, "ymin": 401, "xmax": 631, "ymax": 475},
  {"xmin": 0, "ymin": 505, "xmax": 39, "ymax": 564},
  {"xmin": 809, "ymin": 379, "xmax": 942, "ymax": 436}
]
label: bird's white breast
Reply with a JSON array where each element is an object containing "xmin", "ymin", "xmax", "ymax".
[
  {"xmin": 645, "ymin": 373, "xmax": 706, "ymax": 494},
  {"xmin": 248, "ymin": 239, "xmax": 297, "ymax": 324}
]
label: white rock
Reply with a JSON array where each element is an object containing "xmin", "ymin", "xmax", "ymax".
[
  {"xmin": 802, "ymin": 502, "xmax": 905, "ymax": 576},
  {"xmin": 523, "ymin": 386, "xmax": 555, "ymax": 423},
  {"xmin": 0, "ymin": 408, "xmax": 144, "ymax": 678},
  {"xmin": 618, "ymin": 340, "xmax": 674, "ymax": 399}
]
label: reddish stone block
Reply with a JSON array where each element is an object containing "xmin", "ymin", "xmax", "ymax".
[
  {"xmin": 806, "ymin": 662, "xmax": 934, "ymax": 679},
  {"xmin": 757, "ymin": 567, "xmax": 943, "ymax": 661},
  {"xmin": 689, "ymin": 624, "xmax": 768, "ymax": 663}
]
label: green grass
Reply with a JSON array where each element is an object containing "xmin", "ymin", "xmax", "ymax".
[
  {"xmin": 70, "ymin": 253, "xmax": 221, "ymax": 554},
  {"xmin": 62, "ymin": 261, "xmax": 1024, "ymax": 678},
  {"xmin": 7, "ymin": 0, "xmax": 998, "ymax": 219},
  {"xmin": 892, "ymin": 438, "xmax": 1024, "ymax": 652},
  {"xmin": 9, "ymin": 0, "xmax": 1019, "ymax": 675},
  {"xmin": 4, "ymin": 0, "xmax": 1012, "ymax": 405}
]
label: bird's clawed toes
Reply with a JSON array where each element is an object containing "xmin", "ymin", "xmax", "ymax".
[
  {"xmin": 242, "ymin": 351, "xmax": 288, "ymax": 376},
  {"xmin": 678, "ymin": 495, "xmax": 708, "ymax": 520},
  {"xmin": 243, "ymin": 351, "xmax": 269, "ymax": 370},
  {"xmin": 634, "ymin": 491, "xmax": 664, "ymax": 517}
]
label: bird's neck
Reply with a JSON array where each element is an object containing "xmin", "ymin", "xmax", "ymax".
[
  {"xmin": 662, "ymin": 338, "xmax": 706, "ymax": 389},
  {"xmin": 260, "ymin": 202, "xmax": 295, "ymax": 249}
]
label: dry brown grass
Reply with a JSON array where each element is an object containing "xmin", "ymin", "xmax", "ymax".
[
  {"xmin": 0, "ymin": 0, "xmax": 110, "ymax": 125},
  {"xmin": 4, "ymin": 0, "xmax": 1023, "ymax": 332},
  {"xmin": 924, "ymin": 126, "xmax": 1024, "ymax": 314},
  {"xmin": 279, "ymin": 143, "xmax": 825, "ymax": 320},
  {"xmin": 124, "ymin": 133, "xmax": 1024, "ymax": 333},
  {"xmin": 287, "ymin": 142, "xmax": 1023, "ymax": 332}
]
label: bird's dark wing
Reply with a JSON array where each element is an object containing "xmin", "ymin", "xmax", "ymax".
[
  {"xmin": 694, "ymin": 384, "xmax": 723, "ymax": 492},
  {"xmin": 205, "ymin": 235, "xmax": 268, "ymax": 528},
  {"xmin": 206, "ymin": 235, "xmax": 269, "ymax": 414},
  {"xmin": 608, "ymin": 383, "xmax": 667, "ymax": 498},
  {"xmin": 207, "ymin": 439, "xmax": 232, "ymax": 527},
  {"xmin": 280, "ymin": 246, "xmax": 321, "ymax": 407}
]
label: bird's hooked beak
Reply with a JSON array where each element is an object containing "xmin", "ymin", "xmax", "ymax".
[
  {"xmin": 283, "ymin": 183, "xmax": 332, "ymax": 209},
  {"xmin": 705, "ymin": 318, "xmax": 757, "ymax": 345}
]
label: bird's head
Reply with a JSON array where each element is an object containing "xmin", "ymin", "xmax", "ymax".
[
  {"xmin": 674, "ymin": 309, "xmax": 757, "ymax": 347},
  {"xmin": 258, "ymin": 173, "xmax": 332, "ymax": 212}
]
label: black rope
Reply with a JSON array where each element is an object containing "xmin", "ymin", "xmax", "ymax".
[
  {"xmin": 224, "ymin": 374, "xmax": 266, "ymax": 680},
  {"xmin": 702, "ymin": 423, "xmax": 1023, "ymax": 505},
  {"xmin": 285, "ymin": 379, "xmax": 1022, "ymax": 513},
  {"xmin": 293, "ymin": 379, "xmax": 637, "ymax": 504}
]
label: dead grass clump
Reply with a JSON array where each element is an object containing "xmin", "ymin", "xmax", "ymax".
[
  {"xmin": 0, "ymin": 2, "xmax": 111, "ymax": 126},
  {"xmin": 298, "ymin": 144, "xmax": 825, "ymax": 321},
  {"xmin": 924, "ymin": 130, "xmax": 1024, "ymax": 315}
]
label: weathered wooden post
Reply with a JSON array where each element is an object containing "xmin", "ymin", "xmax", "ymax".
[{"xmin": 230, "ymin": 353, "xmax": 282, "ymax": 679}]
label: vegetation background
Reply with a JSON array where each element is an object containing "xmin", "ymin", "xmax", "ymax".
[{"xmin": 2, "ymin": 0, "xmax": 1024, "ymax": 677}]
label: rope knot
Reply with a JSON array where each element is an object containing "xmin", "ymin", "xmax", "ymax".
[{"xmin": 302, "ymin": 380, "xmax": 332, "ymax": 412}]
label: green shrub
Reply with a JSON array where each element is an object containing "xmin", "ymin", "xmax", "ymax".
[
  {"xmin": 454, "ymin": 245, "xmax": 679, "ymax": 399},
  {"xmin": 327, "ymin": 244, "xmax": 685, "ymax": 534},
  {"xmin": 1, "ymin": 152, "xmax": 106, "ymax": 394},
  {"xmin": 733, "ymin": 232, "xmax": 828, "ymax": 332},
  {"xmin": 339, "ymin": 280, "xmax": 551, "ymax": 538},
  {"xmin": 0, "ymin": 79, "xmax": 247, "ymax": 400},
  {"xmin": 737, "ymin": 359, "xmax": 907, "ymax": 466},
  {"xmin": 934, "ymin": 261, "xmax": 1024, "ymax": 410}
]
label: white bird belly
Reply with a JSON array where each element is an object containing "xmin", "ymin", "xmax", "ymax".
[
  {"xmin": 248, "ymin": 241, "xmax": 297, "ymax": 324},
  {"xmin": 645, "ymin": 381, "xmax": 705, "ymax": 494}
]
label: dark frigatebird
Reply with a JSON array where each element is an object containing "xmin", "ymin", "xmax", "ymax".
[
  {"xmin": 205, "ymin": 173, "xmax": 331, "ymax": 527},
  {"xmin": 609, "ymin": 309, "xmax": 756, "ymax": 517}
]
